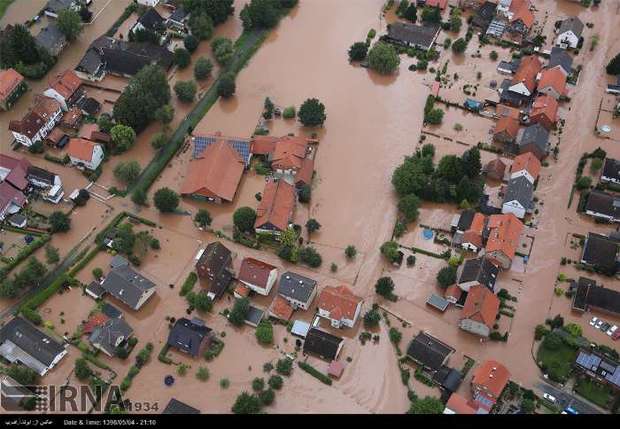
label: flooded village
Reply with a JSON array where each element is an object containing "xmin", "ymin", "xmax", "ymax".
[{"xmin": 0, "ymin": 0, "xmax": 620, "ymax": 417}]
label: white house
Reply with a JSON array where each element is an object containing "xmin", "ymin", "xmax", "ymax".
[
  {"xmin": 43, "ymin": 70, "xmax": 82, "ymax": 112},
  {"xmin": 237, "ymin": 258, "xmax": 278, "ymax": 296},
  {"xmin": 66, "ymin": 138, "xmax": 104, "ymax": 171},
  {"xmin": 555, "ymin": 17, "xmax": 584, "ymax": 49},
  {"xmin": 8, "ymin": 96, "xmax": 63, "ymax": 147},
  {"xmin": 317, "ymin": 285, "xmax": 363, "ymax": 329},
  {"xmin": 501, "ymin": 176, "xmax": 534, "ymax": 219},
  {"xmin": 278, "ymin": 272, "xmax": 317, "ymax": 311}
]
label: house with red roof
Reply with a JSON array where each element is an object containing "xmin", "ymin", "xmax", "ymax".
[
  {"xmin": 66, "ymin": 138, "xmax": 104, "ymax": 171},
  {"xmin": 0, "ymin": 155, "xmax": 31, "ymax": 193},
  {"xmin": 268, "ymin": 295, "xmax": 294, "ymax": 322},
  {"xmin": 537, "ymin": 66, "xmax": 567, "ymax": 100},
  {"xmin": 250, "ymin": 135, "xmax": 314, "ymax": 187},
  {"xmin": 505, "ymin": 0, "xmax": 534, "ymax": 41},
  {"xmin": 510, "ymin": 152, "xmax": 541, "ymax": 184},
  {"xmin": 237, "ymin": 258, "xmax": 278, "ymax": 296},
  {"xmin": 0, "ymin": 182, "xmax": 27, "ymax": 222},
  {"xmin": 317, "ymin": 285, "xmax": 363, "ymax": 329},
  {"xmin": 9, "ymin": 96, "xmax": 63, "ymax": 147},
  {"xmin": 0, "ymin": 68, "xmax": 27, "ymax": 111},
  {"xmin": 484, "ymin": 213, "xmax": 524, "ymax": 269},
  {"xmin": 458, "ymin": 285, "xmax": 500, "ymax": 337},
  {"xmin": 425, "ymin": 0, "xmax": 448, "ymax": 10},
  {"xmin": 462, "ymin": 212, "xmax": 486, "ymax": 252},
  {"xmin": 443, "ymin": 393, "xmax": 477, "ymax": 414},
  {"xmin": 493, "ymin": 117, "xmax": 520, "ymax": 145},
  {"xmin": 255, "ymin": 179, "xmax": 296, "ymax": 237},
  {"xmin": 44, "ymin": 69, "xmax": 83, "ymax": 111},
  {"xmin": 471, "ymin": 360, "xmax": 511, "ymax": 409},
  {"xmin": 508, "ymin": 55, "xmax": 542, "ymax": 97},
  {"xmin": 529, "ymin": 94, "xmax": 559, "ymax": 130}
]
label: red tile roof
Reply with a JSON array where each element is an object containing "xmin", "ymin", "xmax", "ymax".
[
  {"xmin": 238, "ymin": 258, "xmax": 277, "ymax": 289},
  {"xmin": 472, "ymin": 360, "xmax": 511, "ymax": 399},
  {"xmin": 180, "ymin": 140, "xmax": 244, "ymax": 202},
  {"xmin": 272, "ymin": 135, "xmax": 308, "ymax": 171},
  {"xmin": 48, "ymin": 69, "xmax": 82, "ymax": 100},
  {"xmin": 234, "ymin": 284, "xmax": 250, "ymax": 297},
  {"xmin": 462, "ymin": 213, "xmax": 486, "ymax": 249},
  {"xmin": 426, "ymin": 0, "xmax": 448, "ymax": 9},
  {"xmin": 269, "ymin": 295, "xmax": 294, "ymax": 321},
  {"xmin": 0, "ymin": 155, "xmax": 31, "ymax": 192},
  {"xmin": 461, "ymin": 285, "xmax": 500, "ymax": 329},
  {"xmin": 509, "ymin": 0, "xmax": 534, "ymax": 28},
  {"xmin": 255, "ymin": 179, "xmax": 296, "ymax": 232},
  {"xmin": 486, "ymin": 213, "xmax": 524, "ymax": 260},
  {"xmin": 318, "ymin": 285, "xmax": 363, "ymax": 322},
  {"xmin": 61, "ymin": 106, "xmax": 82, "ymax": 128},
  {"xmin": 82, "ymin": 313, "xmax": 110, "ymax": 334},
  {"xmin": 445, "ymin": 393, "xmax": 477, "ymax": 414},
  {"xmin": 327, "ymin": 360, "xmax": 345, "ymax": 378},
  {"xmin": 511, "ymin": 56, "xmax": 542, "ymax": 93},
  {"xmin": 494, "ymin": 117, "xmax": 520, "ymax": 139},
  {"xmin": 295, "ymin": 157, "xmax": 314, "ymax": 186},
  {"xmin": 9, "ymin": 96, "xmax": 61, "ymax": 139},
  {"xmin": 250, "ymin": 135, "xmax": 278, "ymax": 155},
  {"xmin": 538, "ymin": 66, "xmax": 567, "ymax": 96},
  {"xmin": 32, "ymin": 95, "xmax": 62, "ymax": 119},
  {"xmin": 511, "ymin": 152, "xmax": 541, "ymax": 180},
  {"xmin": 0, "ymin": 181, "xmax": 26, "ymax": 212},
  {"xmin": 497, "ymin": 104, "xmax": 521, "ymax": 120},
  {"xmin": 530, "ymin": 94, "xmax": 559, "ymax": 126},
  {"xmin": 0, "ymin": 68, "xmax": 24, "ymax": 101},
  {"xmin": 66, "ymin": 138, "xmax": 97, "ymax": 162},
  {"xmin": 484, "ymin": 158, "xmax": 507, "ymax": 180},
  {"xmin": 444, "ymin": 284, "xmax": 462, "ymax": 302}
]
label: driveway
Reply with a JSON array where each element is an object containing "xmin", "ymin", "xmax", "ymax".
[{"xmin": 536, "ymin": 381, "xmax": 605, "ymax": 415}]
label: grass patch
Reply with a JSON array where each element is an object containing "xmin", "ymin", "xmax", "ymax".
[
  {"xmin": 535, "ymin": 337, "xmax": 578, "ymax": 383},
  {"xmin": 574, "ymin": 377, "xmax": 613, "ymax": 409},
  {"xmin": 0, "ymin": 0, "xmax": 14, "ymax": 19}
]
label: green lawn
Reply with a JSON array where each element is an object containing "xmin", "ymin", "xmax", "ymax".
[
  {"xmin": 574, "ymin": 377, "xmax": 613, "ymax": 409},
  {"xmin": 0, "ymin": 0, "xmax": 14, "ymax": 20},
  {"xmin": 536, "ymin": 338, "xmax": 578, "ymax": 383}
]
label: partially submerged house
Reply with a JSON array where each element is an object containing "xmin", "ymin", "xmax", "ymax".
[
  {"xmin": 574, "ymin": 350, "xmax": 620, "ymax": 390},
  {"xmin": 484, "ymin": 213, "xmax": 524, "ymax": 269},
  {"xmin": 277, "ymin": 271, "xmax": 317, "ymax": 311},
  {"xmin": 510, "ymin": 152, "xmax": 541, "ymax": 184},
  {"xmin": 250, "ymin": 135, "xmax": 313, "ymax": 187},
  {"xmin": 44, "ymin": 69, "xmax": 83, "ymax": 112},
  {"xmin": 513, "ymin": 123, "xmax": 549, "ymax": 160},
  {"xmin": 502, "ymin": 175, "xmax": 534, "ymax": 219},
  {"xmin": 456, "ymin": 257, "xmax": 499, "ymax": 293},
  {"xmin": 9, "ymin": 96, "xmax": 63, "ymax": 147},
  {"xmin": 493, "ymin": 117, "xmax": 520, "ymax": 145},
  {"xmin": 303, "ymin": 328, "xmax": 344, "ymax": 361},
  {"xmin": 0, "ymin": 68, "xmax": 26, "ymax": 111},
  {"xmin": 537, "ymin": 66, "xmax": 567, "ymax": 100},
  {"xmin": 555, "ymin": 16, "xmax": 584, "ymax": 49},
  {"xmin": 383, "ymin": 22, "xmax": 441, "ymax": 51},
  {"xmin": 162, "ymin": 398, "xmax": 200, "ymax": 414},
  {"xmin": 317, "ymin": 285, "xmax": 363, "ymax": 329},
  {"xmin": 483, "ymin": 158, "xmax": 507, "ymax": 181},
  {"xmin": 584, "ymin": 190, "xmax": 620, "ymax": 223},
  {"xmin": 470, "ymin": 360, "xmax": 511, "ymax": 412},
  {"xmin": 237, "ymin": 258, "xmax": 278, "ymax": 296},
  {"xmin": 100, "ymin": 265, "xmax": 157, "ymax": 310},
  {"xmin": 0, "ymin": 317, "xmax": 68, "ymax": 376},
  {"xmin": 195, "ymin": 242, "xmax": 234, "ymax": 301},
  {"xmin": 66, "ymin": 138, "xmax": 104, "ymax": 171},
  {"xmin": 458, "ymin": 286, "xmax": 500, "ymax": 338},
  {"xmin": 406, "ymin": 331, "xmax": 454, "ymax": 375},
  {"xmin": 580, "ymin": 233, "xmax": 619, "ymax": 276},
  {"xmin": 89, "ymin": 318, "xmax": 134, "ymax": 357},
  {"xmin": 571, "ymin": 277, "xmax": 620, "ymax": 317},
  {"xmin": 166, "ymin": 318, "xmax": 213, "ymax": 358},
  {"xmin": 44, "ymin": 0, "xmax": 79, "ymax": 19},
  {"xmin": 548, "ymin": 47, "xmax": 573, "ymax": 76},
  {"xmin": 35, "ymin": 23, "xmax": 67, "ymax": 57},
  {"xmin": 27, "ymin": 165, "xmax": 64, "ymax": 204},
  {"xmin": 0, "ymin": 182, "xmax": 27, "ymax": 222},
  {"xmin": 529, "ymin": 94, "xmax": 559, "ymax": 130},
  {"xmin": 600, "ymin": 158, "xmax": 620, "ymax": 185},
  {"xmin": 500, "ymin": 55, "xmax": 542, "ymax": 107},
  {"xmin": 254, "ymin": 179, "xmax": 296, "ymax": 237}
]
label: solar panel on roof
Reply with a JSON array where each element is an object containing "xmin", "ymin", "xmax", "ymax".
[
  {"xmin": 192, "ymin": 136, "xmax": 252, "ymax": 166},
  {"xmin": 426, "ymin": 294, "xmax": 449, "ymax": 312}
]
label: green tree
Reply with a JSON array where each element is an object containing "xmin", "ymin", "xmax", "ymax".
[
  {"xmin": 606, "ymin": 52, "xmax": 620, "ymax": 75},
  {"xmin": 240, "ymin": 0, "xmax": 281, "ymax": 31},
  {"xmin": 363, "ymin": 308, "xmax": 381, "ymax": 329},
  {"xmin": 398, "ymin": 194, "xmax": 421, "ymax": 222},
  {"xmin": 57, "ymin": 9, "xmax": 82, "ymax": 41},
  {"xmin": 232, "ymin": 392, "xmax": 262, "ymax": 414},
  {"xmin": 259, "ymin": 388, "xmax": 275, "ymax": 405},
  {"xmin": 153, "ymin": 187, "xmax": 180, "ymax": 212},
  {"xmin": 45, "ymin": 245, "xmax": 60, "ymax": 264},
  {"xmin": 233, "ymin": 207, "xmax": 257, "ymax": 233},
  {"xmin": 375, "ymin": 276, "xmax": 395, "ymax": 298},
  {"xmin": 174, "ymin": 47, "xmax": 191, "ymax": 68},
  {"xmin": 452, "ymin": 38, "xmax": 467, "ymax": 54},
  {"xmin": 6, "ymin": 365, "xmax": 38, "ymax": 386},
  {"xmin": 49, "ymin": 211, "xmax": 71, "ymax": 232},
  {"xmin": 436, "ymin": 266, "xmax": 457, "ymax": 288},
  {"xmin": 298, "ymin": 98, "xmax": 327, "ymax": 127},
  {"xmin": 229, "ymin": 297, "xmax": 251, "ymax": 326},
  {"xmin": 151, "ymin": 132, "xmax": 167, "ymax": 150},
  {"xmin": 212, "ymin": 37, "xmax": 234, "ymax": 66},
  {"xmin": 368, "ymin": 42, "xmax": 400, "ymax": 75},
  {"xmin": 255, "ymin": 320, "xmax": 274, "ymax": 344},
  {"xmin": 155, "ymin": 104, "xmax": 175, "ymax": 127},
  {"xmin": 425, "ymin": 108, "xmax": 444, "ymax": 124},
  {"xmin": 305, "ymin": 218, "xmax": 321, "ymax": 234},
  {"xmin": 268, "ymin": 375, "xmax": 283, "ymax": 390},
  {"xmin": 590, "ymin": 157, "xmax": 603, "ymax": 172},
  {"xmin": 461, "ymin": 147, "xmax": 481, "ymax": 178},
  {"xmin": 252, "ymin": 377, "xmax": 265, "ymax": 391},
  {"xmin": 217, "ymin": 73, "xmax": 236, "ymax": 97},
  {"xmin": 421, "ymin": 6, "xmax": 441, "ymax": 23},
  {"xmin": 113, "ymin": 161, "xmax": 141, "ymax": 185},
  {"xmin": 195, "ymin": 209, "xmax": 212, "ymax": 228},
  {"xmin": 403, "ymin": 4, "xmax": 418, "ymax": 22},
  {"xmin": 408, "ymin": 396, "xmax": 444, "ymax": 414},
  {"xmin": 299, "ymin": 246, "xmax": 322, "ymax": 268},
  {"xmin": 110, "ymin": 124, "xmax": 136, "ymax": 154},
  {"xmin": 576, "ymin": 176, "xmax": 592, "ymax": 190},
  {"xmin": 348, "ymin": 41, "xmax": 368, "ymax": 61},
  {"xmin": 380, "ymin": 241, "xmax": 401, "ymax": 263},
  {"xmin": 202, "ymin": 0, "xmax": 235, "ymax": 25},
  {"xmin": 276, "ymin": 358, "xmax": 293, "ymax": 376},
  {"xmin": 187, "ymin": 291, "xmax": 213, "ymax": 312},
  {"xmin": 396, "ymin": 0, "xmax": 410, "ymax": 17},
  {"xmin": 490, "ymin": 50, "xmax": 499, "ymax": 61},
  {"xmin": 174, "ymin": 80, "xmax": 197, "ymax": 102},
  {"xmin": 97, "ymin": 113, "xmax": 114, "ymax": 133},
  {"xmin": 0, "ymin": 24, "xmax": 42, "ymax": 67},
  {"xmin": 194, "ymin": 57, "xmax": 213, "ymax": 80},
  {"xmin": 184, "ymin": 34, "xmax": 199, "ymax": 53},
  {"xmin": 196, "ymin": 367, "xmax": 210, "ymax": 381},
  {"xmin": 189, "ymin": 13, "xmax": 214, "ymax": 40},
  {"xmin": 437, "ymin": 155, "xmax": 464, "ymax": 183},
  {"xmin": 74, "ymin": 358, "xmax": 92, "ymax": 381},
  {"xmin": 345, "ymin": 245, "xmax": 357, "ymax": 259},
  {"xmin": 298, "ymin": 183, "xmax": 312, "ymax": 202}
]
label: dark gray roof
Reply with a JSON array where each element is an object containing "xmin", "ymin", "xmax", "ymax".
[
  {"xmin": 0, "ymin": 317, "xmax": 65, "ymax": 369},
  {"xmin": 585, "ymin": 190, "xmax": 620, "ymax": 219},
  {"xmin": 558, "ymin": 16, "xmax": 584, "ymax": 37},
  {"xmin": 45, "ymin": 0, "xmax": 75, "ymax": 14},
  {"xmin": 457, "ymin": 257, "xmax": 499, "ymax": 292},
  {"xmin": 137, "ymin": 8, "xmax": 165, "ymax": 31},
  {"xmin": 432, "ymin": 365, "xmax": 463, "ymax": 393},
  {"xmin": 162, "ymin": 398, "xmax": 200, "ymax": 414},
  {"xmin": 168, "ymin": 6, "xmax": 189, "ymax": 24},
  {"xmin": 572, "ymin": 276, "xmax": 620, "ymax": 315},
  {"xmin": 500, "ymin": 79, "xmax": 530, "ymax": 106},
  {"xmin": 406, "ymin": 331, "xmax": 453, "ymax": 371},
  {"xmin": 385, "ymin": 22, "xmax": 440, "ymax": 49},
  {"xmin": 497, "ymin": 59, "xmax": 521, "ymax": 73},
  {"xmin": 86, "ymin": 281, "xmax": 106, "ymax": 299},
  {"xmin": 196, "ymin": 242, "xmax": 233, "ymax": 300},
  {"xmin": 278, "ymin": 271, "xmax": 317, "ymax": 303},
  {"xmin": 516, "ymin": 123, "xmax": 549, "ymax": 155},
  {"xmin": 167, "ymin": 318, "xmax": 212, "ymax": 357},
  {"xmin": 472, "ymin": 1, "xmax": 497, "ymax": 30},
  {"xmin": 27, "ymin": 166, "xmax": 55, "ymax": 187},
  {"xmin": 504, "ymin": 176, "xmax": 534, "ymax": 209},
  {"xmin": 35, "ymin": 23, "xmax": 66, "ymax": 55},
  {"xmin": 303, "ymin": 328, "xmax": 343, "ymax": 361},
  {"xmin": 89, "ymin": 318, "xmax": 133, "ymax": 356},
  {"xmin": 582, "ymin": 233, "xmax": 619, "ymax": 275},
  {"xmin": 101, "ymin": 303, "xmax": 122, "ymax": 319},
  {"xmin": 426, "ymin": 294, "xmax": 449, "ymax": 312},
  {"xmin": 549, "ymin": 47, "xmax": 573, "ymax": 75},
  {"xmin": 76, "ymin": 48, "xmax": 104, "ymax": 75},
  {"xmin": 602, "ymin": 158, "xmax": 620, "ymax": 182},
  {"xmin": 457, "ymin": 209, "xmax": 475, "ymax": 231},
  {"xmin": 101, "ymin": 265, "xmax": 156, "ymax": 310},
  {"xmin": 110, "ymin": 255, "xmax": 129, "ymax": 270},
  {"xmin": 575, "ymin": 350, "xmax": 620, "ymax": 388},
  {"xmin": 245, "ymin": 306, "xmax": 265, "ymax": 326}
]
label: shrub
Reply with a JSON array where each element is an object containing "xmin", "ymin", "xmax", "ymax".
[
  {"xmin": 363, "ymin": 309, "xmax": 381, "ymax": 329},
  {"xmin": 252, "ymin": 377, "xmax": 265, "ymax": 392},
  {"xmin": 174, "ymin": 80, "xmax": 197, "ymax": 103},
  {"xmin": 194, "ymin": 57, "xmax": 213, "ymax": 80},
  {"xmin": 298, "ymin": 362, "xmax": 332, "ymax": 385},
  {"xmin": 259, "ymin": 388, "xmax": 275, "ymax": 405},
  {"xmin": 268, "ymin": 375, "xmax": 283, "ymax": 390},
  {"xmin": 174, "ymin": 48, "xmax": 191, "ymax": 68},
  {"xmin": 153, "ymin": 187, "xmax": 179, "ymax": 212},
  {"xmin": 217, "ymin": 73, "xmax": 236, "ymax": 97},
  {"xmin": 255, "ymin": 320, "xmax": 274, "ymax": 345},
  {"xmin": 436, "ymin": 266, "xmax": 457, "ymax": 288},
  {"xmin": 348, "ymin": 41, "xmax": 368, "ymax": 61},
  {"xmin": 345, "ymin": 245, "xmax": 357, "ymax": 259},
  {"xmin": 276, "ymin": 358, "xmax": 293, "ymax": 376},
  {"xmin": 298, "ymin": 98, "xmax": 327, "ymax": 127},
  {"xmin": 232, "ymin": 392, "xmax": 262, "ymax": 414},
  {"xmin": 282, "ymin": 106, "xmax": 296, "ymax": 119},
  {"xmin": 211, "ymin": 37, "xmax": 234, "ymax": 66},
  {"xmin": 184, "ymin": 34, "xmax": 199, "ymax": 52},
  {"xmin": 368, "ymin": 42, "xmax": 400, "ymax": 74}
]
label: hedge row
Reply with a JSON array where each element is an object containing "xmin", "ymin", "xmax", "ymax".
[
  {"xmin": 298, "ymin": 362, "xmax": 332, "ymax": 385},
  {"xmin": 179, "ymin": 272, "xmax": 198, "ymax": 297},
  {"xmin": 0, "ymin": 234, "xmax": 51, "ymax": 282}
]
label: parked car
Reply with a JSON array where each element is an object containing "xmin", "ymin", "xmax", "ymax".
[
  {"xmin": 595, "ymin": 319, "xmax": 604, "ymax": 330},
  {"xmin": 607, "ymin": 325, "xmax": 618, "ymax": 337},
  {"xmin": 589, "ymin": 317, "xmax": 599, "ymax": 327},
  {"xmin": 543, "ymin": 393, "xmax": 557, "ymax": 403},
  {"xmin": 600, "ymin": 322, "xmax": 611, "ymax": 332},
  {"xmin": 613, "ymin": 330, "xmax": 620, "ymax": 341}
]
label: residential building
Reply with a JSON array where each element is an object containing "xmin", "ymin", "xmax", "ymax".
[
  {"xmin": 166, "ymin": 318, "xmax": 213, "ymax": 358},
  {"xmin": 584, "ymin": 190, "xmax": 620, "ymax": 223},
  {"xmin": 548, "ymin": 47, "xmax": 573, "ymax": 76},
  {"xmin": 268, "ymin": 295, "xmax": 294, "ymax": 321},
  {"xmin": 89, "ymin": 318, "xmax": 134, "ymax": 357},
  {"xmin": 484, "ymin": 213, "xmax": 524, "ymax": 269},
  {"xmin": 0, "ymin": 68, "xmax": 26, "ymax": 111},
  {"xmin": 166, "ymin": 6, "xmax": 190, "ymax": 32},
  {"xmin": 44, "ymin": 70, "xmax": 82, "ymax": 111},
  {"xmin": 493, "ymin": 117, "xmax": 520, "ymax": 145},
  {"xmin": 0, "ymin": 375, "xmax": 36, "ymax": 412},
  {"xmin": 237, "ymin": 258, "xmax": 278, "ymax": 296},
  {"xmin": 9, "ymin": 96, "xmax": 63, "ymax": 147},
  {"xmin": 504, "ymin": 0, "xmax": 534, "ymax": 41},
  {"xmin": 138, "ymin": 0, "xmax": 160, "ymax": 6},
  {"xmin": 195, "ymin": 242, "xmax": 233, "ymax": 301},
  {"xmin": 0, "ymin": 182, "xmax": 27, "ymax": 222},
  {"xmin": 192, "ymin": 133, "xmax": 252, "ymax": 165},
  {"xmin": 303, "ymin": 328, "xmax": 344, "ymax": 361},
  {"xmin": 254, "ymin": 179, "xmax": 296, "ymax": 236},
  {"xmin": 66, "ymin": 138, "xmax": 104, "ymax": 171},
  {"xmin": 600, "ymin": 158, "xmax": 620, "ymax": 185},
  {"xmin": 44, "ymin": 0, "xmax": 79, "ymax": 18},
  {"xmin": 502, "ymin": 175, "xmax": 534, "ymax": 219},
  {"xmin": 383, "ymin": 22, "xmax": 441, "ymax": 51},
  {"xmin": 483, "ymin": 158, "xmax": 507, "ymax": 181},
  {"xmin": 510, "ymin": 152, "xmax": 541, "ymax": 183},
  {"xmin": 406, "ymin": 331, "xmax": 454, "ymax": 374},
  {"xmin": 35, "ymin": 23, "xmax": 67, "ymax": 57},
  {"xmin": 574, "ymin": 350, "xmax": 620, "ymax": 390},
  {"xmin": 462, "ymin": 212, "xmax": 486, "ymax": 252},
  {"xmin": 456, "ymin": 257, "xmax": 499, "ymax": 293},
  {"xmin": 180, "ymin": 140, "xmax": 245, "ymax": 204},
  {"xmin": 471, "ymin": 360, "xmax": 510, "ymax": 410},
  {"xmin": 0, "ymin": 317, "xmax": 68, "ymax": 376},
  {"xmin": 571, "ymin": 277, "xmax": 620, "ymax": 317},
  {"xmin": 459, "ymin": 286, "xmax": 500, "ymax": 337},
  {"xmin": 100, "ymin": 265, "xmax": 157, "ymax": 310},
  {"xmin": 131, "ymin": 7, "xmax": 165, "ymax": 35},
  {"xmin": 529, "ymin": 94, "xmax": 559, "ymax": 130},
  {"xmin": 471, "ymin": 2, "xmax": 497, "ymax": 32},
  {"xmin": 27, "ymin": 165, "xmax": 64, "ymax": 204},
  {"xmin": 317, "ymin": 285, "xmax": 363, "ymax": 329},
  {"xmin": 497, "ymin": 58, "xmax": 521, "ymax": 75},
  {"xmin": 0, "ymin": 154, "xmax": 31, "ymax": 192},
  {"xmin": 555, "ymin": 16, "xmax": 584, "ymax": 49},
  {"xmin": 162, "ymin": 398, "xmax": 200, "ymax": 414},
  {"xmin": 60, "ymin": 106, "xmax": 83, "ymax": 129},
  {"xmin": 508, "ymin": 55, "xmax": 542, "ymax": 98},
  {"xmin": 537, "ymin": 66, "xmax": 567, "ymax": 100},
  {"xmin": 251, "ymin": 135, "xmax": 313, "ymax": 186},
  {"xmin": 443, "ymin": 393, "xmax": 477, "ymax": 414},
  {"xmin": 244, "ymin": 305, "xmax": 265, "ymax": 328},
  {"xmin": 277, "ymin": 271, "xmax": 317, "ymax": 311},
  {"xmin": 580, "ymin": 233, "xmax": 619, "ymax": 276},
  {"xmin": 513, "ymin": 123, "xmax": 549, "ymax": 160}
]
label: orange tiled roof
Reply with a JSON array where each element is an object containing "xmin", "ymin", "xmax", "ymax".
[
  {"xmin": 180, "ymin": 140, "xmax": 244, "ymax": 202},
  {"xmin": 509, "ymin": 0, "xmax": 534, "ymax": 28},
  {"xmin": 485, "ymin": 158, "xmax": 507, "ymax": 179},
  {"xmin": 486, "ymin": 213, "xmax": 524, "ymax": 260},
  {"xmin": 461, "ymin": 285, "xmax": 500, "ymax": 329},
  {"xmin": 32, "ymin": 95, "xmax": 61, "ymax": 119},
  {"xmin": 538, "ymin": 66, "xmax": 567, "ymax": 96},
  {"xmin": 66, "ymin": 138, "xmax": 97, "ymax": 162},
  {"xmin": 426, "ymin": 0, "xmax": 448, "ymax": 9},
  {"xmin": 511, "ymin": 152, "xmax": 541, "ymax": 180},
  {"xmin": 530, "ymin": 94, "xmax": 558, "ymax": 126},
  {"xmin": 250, "ymin": 135, "xmax": 278, "ymax": 155},
  {"xmin": 318, "ymin": 285, "xmax": 363, "ymax": 322},
  {"xmin": 295, "ymin": 157, "xmax": 314, "ymax": 186},
  {"xmin": 444, "ymin": 284, "xmax": 462, "ymax": 301},
  {"xmin": 238, "ymin": 258, "xmax": 276, "ymax": 289},
  {"xmin": 472, "ymin": 360, "xmax": 511, "ymax": 399},
  {"xmin": 511, "ymin": 56, "xmax": 542, "ymax": 93},
  {"xmin": 234, "ymin": 284, "xmax": 250, "ymax": 297},
  {"xmin": 494, "ymin": 117, "xmax": 520, "ymax": 139},
  {"xmin": 463, "ymin": 213, "xmax": 486, "ymax": 249},
  {"xmin": 48, "ymin": 69, "xmax": 82, "ymax": 100},
  {"xmin": 497, "ymin": 104, "xmax": 521, "ymax": 120},
  {"xmin": 271, "ymin": 135, "xmax": 308, "ymax": 171},
  {"xmin": 269, "ymin": 295, "xmax": 294, "ymax": 321},
  {"xmin": 255, "ymin": 179, "xmax": 296, "ymax": 232},
  {"xmin": 0, "ymin": 68, "xmax": 24, "ymax": 101},
  {"xmin": 445, "ymin": 393, "xmax": 477, "ymax": 414}
]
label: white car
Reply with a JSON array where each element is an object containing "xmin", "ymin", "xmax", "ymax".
[
  {"xmin": 595, "ymin": 319, "xmax": 604, "ymax": 330},
  {"xmin": 607, "ymin": 325, "xmax": 618, "ymax": 337},
  {"xmin": 543, "ymin": 393, "xmax": 557, "ymax": 403},
  {"xmin": 590, "ymin": 317, "xmax": 599, "ymax": 327}
]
